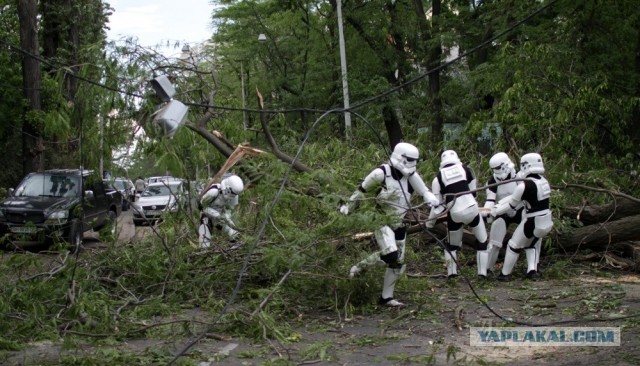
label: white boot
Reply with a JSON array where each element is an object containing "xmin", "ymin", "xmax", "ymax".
[
  {"xmin": 380, "ymin": 266, "xmax": 404, "ymax": 307},
  {"xmin": 222, "ymin": 224, "xmax": 239, "ymax": 240},
  {"xmin": 477, "ymin": 250, "xmax": 489, "ymax": 278},
  {"xmin": 445, "ymin": 250, "xmax": 458, "ymax": 278},
  {"xmin": 198, "ymin": 223, "xmax": 211, "ymax": 248},
  {"xmin": 525, "ymin": 248, "xmax": 537, "ymax": 273},
  {"xmin": 487, "ymin": 244, "xmax": 501, "ymax": 271},
  {"xmin": 498, "ymin": 246, "xmax": 519, "ymax": 281},
  {"xmin": 525, "ymin": 247, "xmax": 540, "ymax": 280}
]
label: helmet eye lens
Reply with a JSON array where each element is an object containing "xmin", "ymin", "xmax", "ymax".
[
  {"xmin": 492, "ymin": 163, "xmax": 504, "ymax": 171},
  {"xmin": 404, "ymin": 156, "xmax": 418, "ymax": 163}
]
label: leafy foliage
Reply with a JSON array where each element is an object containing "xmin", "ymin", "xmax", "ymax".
[{"xmin": 1, "ymin": 0, "xmax": 640, "ymax": 363}]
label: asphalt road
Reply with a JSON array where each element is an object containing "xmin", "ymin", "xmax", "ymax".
[{"xmin": 82, "ymin": 208, "xmax": 138, "ymax": 248}]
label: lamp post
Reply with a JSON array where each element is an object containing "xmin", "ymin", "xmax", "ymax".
[
  {"xmin": 240, "ymin": 61, "xmax": 247, "ymax": 130},
  {"xmin": 336, "ymin": 0, "xmax": 352, "ymax": 137}
]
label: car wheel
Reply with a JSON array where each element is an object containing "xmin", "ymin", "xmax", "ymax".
[
  {"xmin": 67, "ymin": 219, "xmax": 83, "ymax": 253},
  {"xmin": 99, "ymin": 210, "xmax": 118, "ymax": 242}
]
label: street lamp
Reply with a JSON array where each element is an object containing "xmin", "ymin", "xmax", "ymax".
[
  {"xmin": 148, "ymin": 75, "xmax": 189, "ymax": 138},
  {"xmin": 336, "ymin": 0, "xmax": 352, "ymax": 137}
]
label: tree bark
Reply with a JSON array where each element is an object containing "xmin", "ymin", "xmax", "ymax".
[
  {"xmin": 427, "ymin": 0, "xmax": 443, "ymax": 143},
  {"xmin": 18, "ymin": 0, "xmax": 44, "ymax": 173},
  {"xmin": 557, "ymin": 214, "xmax": 640, "ymax": 254},
  {"xmin": 632, "ymin": 13, "xmax": 640, "ymax": 156},
  {"xmin": 382, "ymin": 105, "xmax": 403, "ymax": 149},
  {"xmin": 561, "ymin": 198, "xmax": 640, "ymax": 225},
  {"xmin": 256, "ymin": 89, "xmax": 311, "ymax": 173}
]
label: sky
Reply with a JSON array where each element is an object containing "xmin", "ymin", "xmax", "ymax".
[{"xmin": 106, "ymin": 0, "xmax": 215, "ymax": 57}]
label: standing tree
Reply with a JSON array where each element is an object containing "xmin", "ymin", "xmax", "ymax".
[{"xmin": 17, "ymin": 0, "xmax": 44, "ymax": 174}]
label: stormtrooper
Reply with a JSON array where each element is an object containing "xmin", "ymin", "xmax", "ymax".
[
  {"xmin": 426, "ymin": 150, "xmax": 489, "ymax": 279},
  {"xmin": 198, "ymin": 174, "xmax": 244, "ymax": 248},
  {"xmin": 482, "ymin": 152, "xmax": 524, "ymax": 274},
  {"xmin": 340, "ymin": 142, "xmax": 439, "ymax": 307},
  {"xmin": 491, "ymin": 153, "xmax": 553, "ymax": 281}
]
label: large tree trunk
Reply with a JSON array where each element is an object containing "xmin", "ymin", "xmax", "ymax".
[
  {"xmin": 561, "ymin": 198, "xmax": 640, "ymax": 225},
  {"xmin": 427, "ymin": 0, "xmax": 443, "ymax": 143},
  {"xmin": 557, "ymin": 214, "xmax": 640, "ymax": 254},
  {"xmin": 630, "ymin": 13, "xmax": 640, "ymax": 153},
  {"xmin": 412, "ymin": 0, "xmax": 443, "ymax": 143},
  {"xmin": 18, "ymin": 0, "xmax": 44, "ymax": 173},
  {"xmin": 382, "ymin": 105, "xmax": 403, "ymax": 149},
  {"xmin": 343, "ymin": 4, "xmax": 406, "ymax": 148}
]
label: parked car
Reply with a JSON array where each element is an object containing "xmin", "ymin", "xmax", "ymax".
[
  {"xmin": 146, "ymin": 176, "xmax": 180, "ymax": 185},
  {"xmin": 131, "ymin": 180, "xmax": 186, "ymax": 226},
  {"xmin": 0, "ymin": 169, "xmax": 121, "ymax": 251},
  {"xmin": 104, "ymin": 177, "xmax": 135, "ymax": 211}
]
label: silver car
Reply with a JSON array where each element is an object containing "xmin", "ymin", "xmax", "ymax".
[{"xmin": 131, "ymin": 181, "xmax": 185, "ymax": 226}]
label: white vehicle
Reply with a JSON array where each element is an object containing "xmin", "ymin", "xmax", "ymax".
[
  {"xmin": 146, "ymin": 176, "xmax": 180, "ymax": 185},
  {"xmin": 131, "ymin": 180, "xmax": 185, "ymax": 226}
]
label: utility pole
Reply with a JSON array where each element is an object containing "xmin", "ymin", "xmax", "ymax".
[
  {"xmin": 336, "ymin": 0, "xmax": 352, "ymax": 137},
  {"xmin": 240, "ymin": 61, "xmax": 247, "ymax": 130},
  {"xmin": 99, "ymin": 115, "xmax": 104, "ymax": 177}
]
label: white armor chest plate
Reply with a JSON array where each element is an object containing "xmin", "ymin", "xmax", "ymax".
[
  {"xmin": 535, "ymin": 178, "xmax": 551, "ymax": 201},
  {"xmin": 211, "ymin": 194, "xmax": 228, "ymax": 209},
  {"xmin": 203, "ymin": 186, "xmax": 231, "ymax": 210},
  {"xmin": 377, "ymin": 174, "xmax": 412, "ymax": 215},
  {"xmin": 440, "ymin": 164, "xmax": 466, "ymax": 186}
]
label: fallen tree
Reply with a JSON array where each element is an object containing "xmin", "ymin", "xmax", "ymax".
[
  {"xmin": 560, "ymin": 197, "xmax": 640, "ymax": 225},
  {"xmin": 556, "ymin": 214, "xmax": 640, "ymax": 254}
]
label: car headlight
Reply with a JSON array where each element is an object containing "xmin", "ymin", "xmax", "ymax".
[
  {"xmin": 45, "ymin": 210, "xmax": 69, "ymax": 225},
  {"xmin": 168, "ymin": 200, "xmax": 178, "ymax": 212}
]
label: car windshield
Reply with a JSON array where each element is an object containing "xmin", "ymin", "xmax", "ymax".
[
  {"xmin": 14, "ymin": 174, "xmax": 81, "ymax": 198},
  {"xmin": 113, "ymin": 180, "xmax": 126, "ymax": 190},
  {"xmin": 142, "ymin": 184, "xmax": 180, "ymax": 197}
]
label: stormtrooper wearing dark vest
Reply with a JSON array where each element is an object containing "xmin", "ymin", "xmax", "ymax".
[
  {"xmin": 492, "ymin": 153, "xmax": 553, "ymax": 281},
  {"xmin": 427, "ymin": 150, "xmax": 489, "ymax": 279},
  {"xmin": 482, "ymin": 152, "xmax": 524, "ymax": 274}
]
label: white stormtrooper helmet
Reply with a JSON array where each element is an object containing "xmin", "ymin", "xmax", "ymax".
[
  {"xmin": 220, "ymin": 175, "xmax": 244, "ymax": 197},
  {"xmin": 489, "ymin": 152, "xmax": 515, "ymax": 181},
  {"xmin": 390, "ymin": 142, "xmax": 420, "ymax": 176},
  {"xmin": 440, "ymin": 150, "xmax": 461, "ymax": 169},
  {"xmin": 519, "ymin": 153, "xmax": 545, "ymax": 177}
]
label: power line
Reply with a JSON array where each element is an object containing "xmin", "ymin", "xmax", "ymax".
[{"xmin": 0, "ymin": 0, "xmax": 560, "ymax": 118}]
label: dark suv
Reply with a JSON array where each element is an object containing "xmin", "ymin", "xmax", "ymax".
[
  {"xmin": 103, "ymin": 177, "xmax": 135, "ymax": 211},
  {"xmin": 0, "ymin": 169, "xmax": 121, "ymax": 251}
]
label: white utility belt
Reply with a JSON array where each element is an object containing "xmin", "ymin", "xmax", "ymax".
[{"xmin": 525, "ymin": 209, "xmax": 550, "ymax": 218}]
